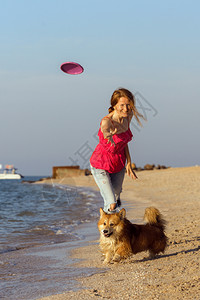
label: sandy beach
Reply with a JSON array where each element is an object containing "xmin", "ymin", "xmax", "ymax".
[{"xmin": 36, "ymin": 166, "xmax": 200, "ymax": 300}]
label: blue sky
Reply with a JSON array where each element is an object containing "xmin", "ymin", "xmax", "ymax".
[{"xmin": 1, "ymin": 0, "xmax": 200, "ymax": 175}]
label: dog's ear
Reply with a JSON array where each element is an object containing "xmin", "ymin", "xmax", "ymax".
[
  {"xmin": 99, "ymin": 208, "xmax": 105, "ymax": 217},
  {"xmin": 118, "ymin": 208, "xmax": 126, "ymax": 219}
]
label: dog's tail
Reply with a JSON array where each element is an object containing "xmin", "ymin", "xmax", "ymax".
[{"xmin": 144, "ymin": 207, "xmax": 166, "ymax": 231}]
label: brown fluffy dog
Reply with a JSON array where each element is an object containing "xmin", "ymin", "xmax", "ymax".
[{"xmin": 98, "ymin": 207, "xmax": 167, "ymax": 263}]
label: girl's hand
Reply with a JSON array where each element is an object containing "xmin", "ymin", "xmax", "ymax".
[
  {"xmin": 126, "ymin": 162, "xmax": 138, "ymax": 179},
  {"xmin": 107, "ymin": 136, "xmax": 115, "ymax": 146},
  {"xmin": 106, "ymin": 128, "xmax": 117, "ymax": 146}
]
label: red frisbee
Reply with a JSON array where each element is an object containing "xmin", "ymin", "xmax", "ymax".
[{"xmin": 60, "ymin": 62, "xmax": 84, "ymax": 75}]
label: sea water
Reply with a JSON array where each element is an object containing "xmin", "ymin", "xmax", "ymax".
[
  {"xmin": 0, "ymin": 177, "xmax": 103, "ymax": 300},
  {"xmin": 0, "ymin": 177, "xmax": 101, "ymax": 253}
]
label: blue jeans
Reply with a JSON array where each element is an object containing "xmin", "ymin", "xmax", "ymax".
[{"xmin": 90, "ymin": 165, "xmax": 126, "ymax": 213}]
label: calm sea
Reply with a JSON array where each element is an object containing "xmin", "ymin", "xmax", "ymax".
[
  {"xmin": 0, "ymin": 177, "xmax": 104, "ymax": 300},
  {"xmin": 0, "ymin": 177, "xmax": 101, "ymax": 254}
]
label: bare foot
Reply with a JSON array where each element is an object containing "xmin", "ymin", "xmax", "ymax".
[{"xmin": 109, "ymin": 203, "xmax": 116, "ymax": 211}]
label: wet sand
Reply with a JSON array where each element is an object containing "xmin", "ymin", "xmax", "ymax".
[
  {"xmin": 0, "ymin": 220, "xmax": 104, "ymax": 300},
  {"xmin": 37, "ymin": 166, "xmax": 200, "ymax": 300}
]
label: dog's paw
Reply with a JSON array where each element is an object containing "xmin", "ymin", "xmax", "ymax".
[
  {"xmin": 148, "ymin": 251, "xmax": 156, "ymax": 259},
  {"xmin": 112, "ymin": 254, "xmax": 121, "ymax": 262},
  {"xmin": 103, "ymin": 258, "xmax": 111, "ymax": 264}
]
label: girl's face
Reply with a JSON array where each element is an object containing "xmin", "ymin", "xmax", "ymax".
[{"xmin": 114, "ymin": 97, "xmax": 131, "ymax": 118}]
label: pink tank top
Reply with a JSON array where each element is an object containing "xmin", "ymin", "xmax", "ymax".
[{"xmin": 90, "ymin": 118, "xmax": 133, "ymax": 173}]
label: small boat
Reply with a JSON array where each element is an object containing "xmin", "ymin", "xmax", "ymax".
[{"xmin": 0, "ymin": 164, "xmax": 24, "ymax": 180}]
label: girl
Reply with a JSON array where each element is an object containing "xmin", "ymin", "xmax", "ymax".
[{"xmin": 90, "ymin": 88, "xmax": 143, "ymax": 213}]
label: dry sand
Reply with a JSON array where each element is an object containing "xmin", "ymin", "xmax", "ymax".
[{"xmin": 37, "ymin": 166, "xmax": 200, "ymax": 300}]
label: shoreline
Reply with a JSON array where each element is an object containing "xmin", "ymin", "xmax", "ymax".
[
  {"xmin": 0, "ymin": 221, "xmax": 104, "ymax": 300},
  {"xmin": 0, "ymin": 181, "xmax": 104, "ymax": 300},
  {"xmin": 37, "ymin": 166, "xmax": 200, "ymax": 300}
]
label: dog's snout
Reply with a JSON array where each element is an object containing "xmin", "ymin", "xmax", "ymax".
[{"xmin": 103, "ymin": 229, "xmax": 108, "ymax": 234}]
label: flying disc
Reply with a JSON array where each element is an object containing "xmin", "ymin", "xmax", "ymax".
[{"xmin": 60, "ymin": 62, "xmax": 84, "ymax": 75}]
